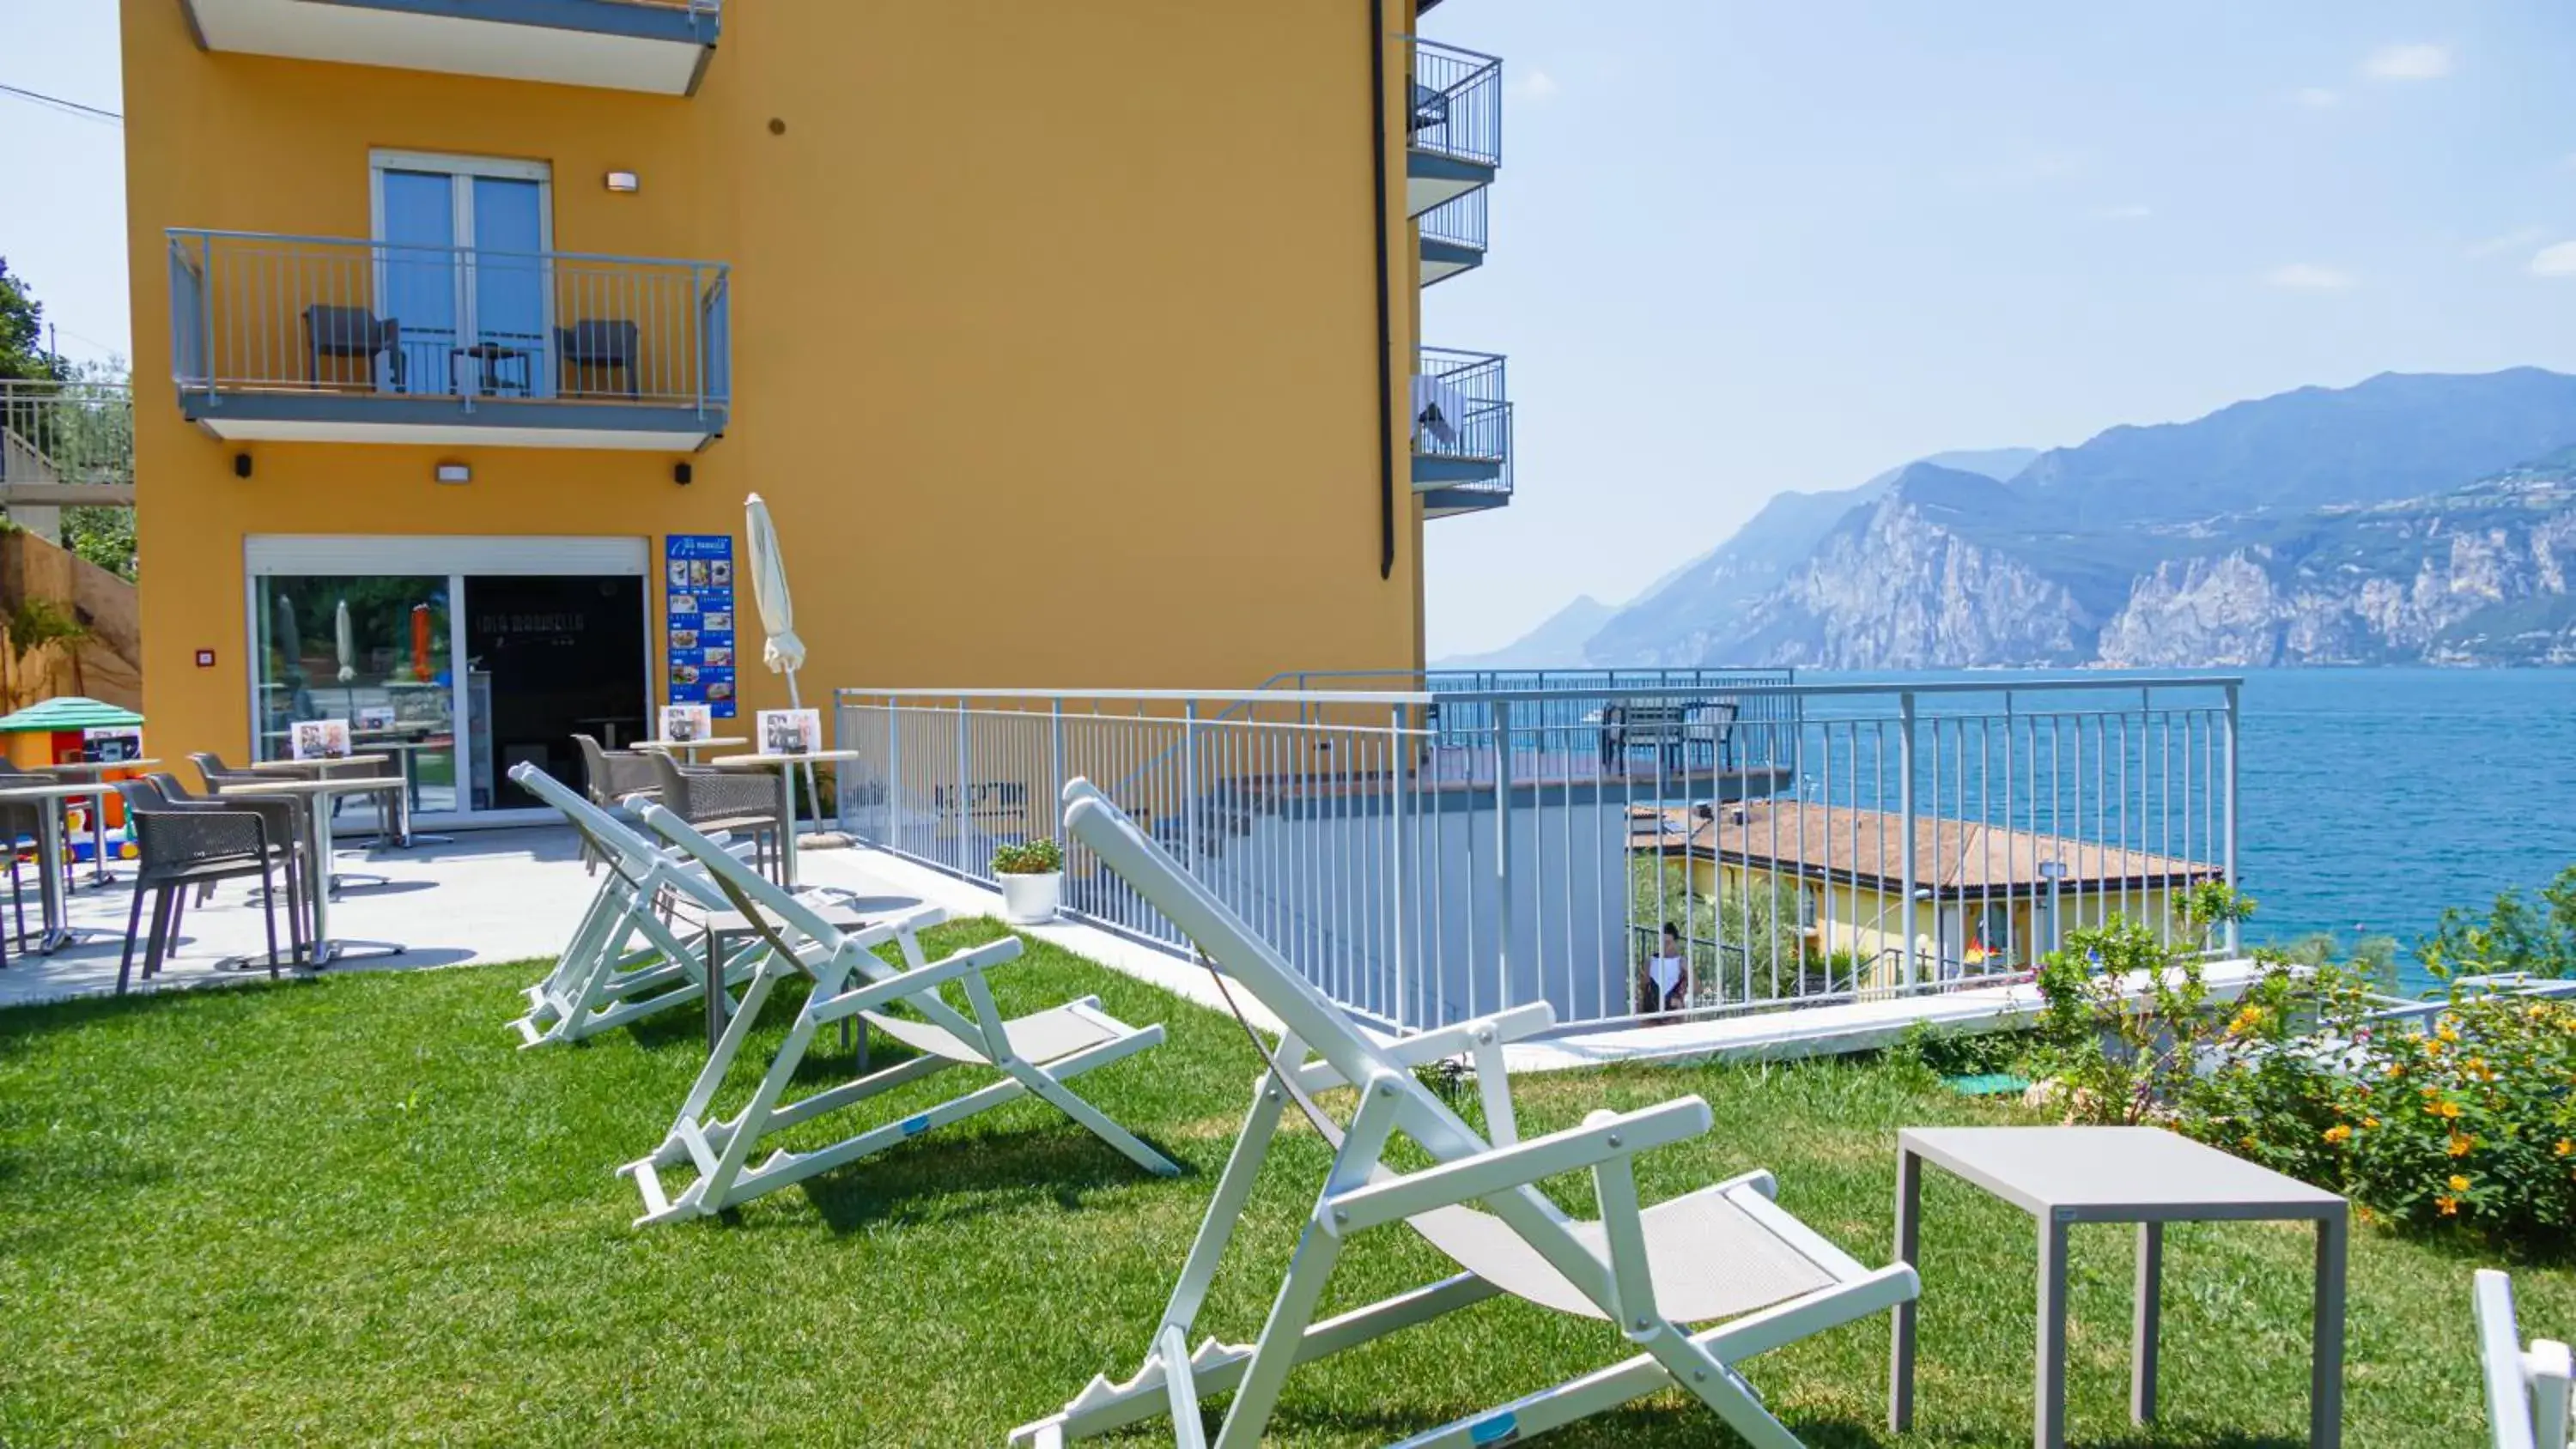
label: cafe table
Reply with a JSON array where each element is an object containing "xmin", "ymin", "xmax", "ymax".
[
  {"xmin": 708, "ymin": 750, "xmax": 859, "ymax": 891},
  {"xmin": 0, "ymin": 779, "xmax": 121, "ymax": 952},
  {"xmin": 33, "ymin": 758, "xmax": 161, "ymax": 884},
  {"xmin": 222, "ymin": 774, "xmax": 412, "ymax": 966},
  {"xmin": 635, "ymin": 735, "xmax": 749, "ymax": 762}
]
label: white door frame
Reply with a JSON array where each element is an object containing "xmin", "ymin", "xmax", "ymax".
[{"xmin": 368, "ymin": 150, "xmax": 556, "ymax": 398}]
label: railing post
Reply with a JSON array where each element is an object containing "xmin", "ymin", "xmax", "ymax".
[
  {"xmin": 1388, "ymin": 703, "xmax": 1409, "ymax": 1033},
  {"xmin": 1899, "ymin": 690, "xmax": 1918, "ymax": 990},
  {"xmin": 1050, "ymin": 698, "xmax": 1066, "ymax": 845},
  {"xmin": 956, "ymin": 696, "xmax": 972, "ymax": 880},
  {"xmin": 1490, "ymin": 700, "xmax": 1511, "ymax": 1008},
  {"xmin": 2222, "ymin": 680, "xmax": 2240, "ymax": 957},
  {"xmin": 1182, "ymin": 701, "xmax": 1200, "ymax": 864},
  {"xmin": 882, "ymin": 699, "xmax": 900, "ymax": 852}
]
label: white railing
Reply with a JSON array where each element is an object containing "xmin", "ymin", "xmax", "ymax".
[{"xmin": 835, "ymin": 676, "xmax": 2241, "ymax": 1036}]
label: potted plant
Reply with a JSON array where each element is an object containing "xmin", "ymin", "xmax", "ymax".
[{"xmin": 992, "ymin": 837, "xmax": 1065, "ymax": 925}]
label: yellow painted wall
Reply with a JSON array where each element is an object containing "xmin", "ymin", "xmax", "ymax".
[{"xmin": 124, "ymin": 0, "xmax": 1429, "ymax": 761}]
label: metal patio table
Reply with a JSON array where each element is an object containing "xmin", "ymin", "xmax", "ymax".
[
  {"xmin": 708, "ymin": 749, "xmax": 858, "ymax": 891},
  {"xmin": 1890, "ymin": 1125, "xmax": 2348, "ymax": 1449},
  {"xmin": 33, "ymin": 758, "xmax": 160, "ymax": 885},
  {"xmin": 635, "ymin": 735, "xmax": 748, "ymax": 762},
  {"xmin": 0, "ymin": 779, "xmax": 120, "ymax": 953},
  {"xmin": 222, "ymin": 774, "xmax": 410, "ymax": 967}
]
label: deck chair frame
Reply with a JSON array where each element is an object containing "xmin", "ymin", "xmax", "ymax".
[
  {"xmin": 623, "ymin": 802, "xmax": 1180, "ymax": 1228},
  {"xmin": 507, "ymin": 763, "xmax": 773, "ymax": 1048},
  {"xmin": 2480, "ymin": 1270, "xmax": 2573, "ymax": 1449},
  {"xmin": 1015, "ymin": 779, "xmax": 1917, "ymax": 1449}
]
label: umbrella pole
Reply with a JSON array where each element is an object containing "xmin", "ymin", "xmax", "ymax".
[{"xmin": 783, "ymin": 669, "xmax": 846, "ymax": 846}]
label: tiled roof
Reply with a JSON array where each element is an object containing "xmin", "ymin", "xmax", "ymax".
[{"xmin": 1629, "ymin": 799, "xmax": 2219, "ymax": 895}]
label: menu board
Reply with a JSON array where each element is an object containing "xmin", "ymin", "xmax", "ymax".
[{"xmin": 665, "ymin": 534, "xmax": 738, "ymax": 718}]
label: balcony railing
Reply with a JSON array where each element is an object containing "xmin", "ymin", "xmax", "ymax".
[
  {"xmin": 1, "ymin": 378, "xmax": 134, "ymax": 500},
  {"xmin": 834, "ymin": 676, "xmax": 2243, "ymax": 1035},
  {"xmin": 183, "ymin": 0, "xmax": 721, "ymax": 96},
  {"xmin": 167, "ymin": 229, "xmax": 730, "ymax": 448},
  {"xmin": 1412, "ymin": 347, "xmax": 1511, "ymax": 510},
  {"xmin": 1406, "ymin": 38, "xmax": 1503, "ymax": 170},
  {"xmin": 1419, "ymin": 189, "xmax": 1487, "ymax": 285}
]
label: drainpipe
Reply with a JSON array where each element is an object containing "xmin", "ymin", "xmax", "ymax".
[{"xmin": 1370, "ymin": 0, "xmax": 1398, "ymax": 580}]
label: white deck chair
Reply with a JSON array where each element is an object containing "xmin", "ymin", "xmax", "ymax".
[
  {"xmin": 507, "ymin": 763, "xmax": 782, "ymax": 1049},
  {"xmin": 2479, "ymin": 1270, "xmax": 2573, "ymax": 1449},
  {"xmin": 623, "ymin": 802, "xmax": 1181, "ymax": 1228},
  {"xmin": 1017, "ymin": 779, "xmax": 1919, "ymax": 1449}
]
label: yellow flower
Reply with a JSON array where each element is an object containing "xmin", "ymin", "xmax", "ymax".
[
  {"xmin": 2433, "ymin": 1100, "xmax": 2463, "ymax": 1119},
  {"xmin": 2363, "ymin": 1117, "xmax": 2380, "ymax": 1130},
  {"xmin": 2322, "ymin": 1124, "xmax": 2353, "ymax": 1145},
  {"xmin": 2447, "ymin": 1134, "xmax": 2475, "ymax": 1157},
  {"xmin": 2448, "ymin": 1173, "xmax": 2472, "ymax": 1193},
  {"xmin": 2556, "ymin": 1139, "xmax": 2573, "ymax": 1158},
  {"xmin": 2438, "ymin": 1023, "xmax": 2461, "ymax": 1045},
  {"xmin": 2385, "ymin": 1062, "xmax": 2406, "ymax": 1077},
  {"xmin": 2436, "ymin": 1195, "xmax": 2460, "ymax": 1217}
]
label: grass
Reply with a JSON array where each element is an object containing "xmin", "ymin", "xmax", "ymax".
[{"xmin": 1, "ymin": 919, "xmax": 2565, "ymax": 1446}]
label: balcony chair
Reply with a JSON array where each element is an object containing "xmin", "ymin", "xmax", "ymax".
[
  {"xmin": 112, "ymin": 780, "xmax": 288, "ymax": 994},
  {"xmin": 647, "ymin": 749, "xmax": 782, "ymax": 882},
  {"xmin": 617, "ymin": 800, "xmax": 1176, "ymax": 1227},
  {"xmin": 1015, "ymin": 779, "xmax": 1919, "ymax": 1449},
  {"xmin": 301, "ymin": 305, "xmax": 404, "ymax": 391},
  {"xmin": 2478, "ymin": 1270, "xmax": 2572, "ymax": 1449},
  {"xmin": 556, "ymin": 318, "xmax": 641, "ymax": 398}
]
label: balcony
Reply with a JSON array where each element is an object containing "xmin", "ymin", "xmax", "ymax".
[
  {"xmin": 1412, "ymin": 347, "xmax": 1510, "ymax": 517},
  {"xmin": 181, "ymin": 0, "xmax": 720, "ymax": 96},
  {"xmin": 167, "ymin": 229, "xmax": 730, "ymax": 452},
  {"xmin": 1418, "ymin": 189, "xmax": 1486, "ymax": 286},
  {"xmin": 1406, "ymin": 38, "xmax": 1500, "ymax": 217}
]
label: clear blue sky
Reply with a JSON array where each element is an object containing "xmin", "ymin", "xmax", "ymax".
[{"xmin": 10, "ymin": 3, "xmax": 2576, "ymax": 656}]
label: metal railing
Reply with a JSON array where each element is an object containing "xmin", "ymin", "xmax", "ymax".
[
  {"xmin": 1406, "ymin": 38, "xmax": 1503, "ymax": 169},
  {"xmin": 1419, "ymin": 189, "xmax": 1489, "ymax": 256},
  {"xmin": 835, "ymin": 676, "xmax": 2241, "ymax": 1037},
  {"xmin": 167, "ymin": 229, "xmax": 731, "ymax": 415},
  {"xmin": 1413, "ymin": 346, "xmax": 1510, "ymax": 490},
  {"xmin": 0, "ymin": 378, "xmax": 133, "ymax": 492}
]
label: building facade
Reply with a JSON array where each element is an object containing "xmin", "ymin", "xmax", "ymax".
[{"xmin": 123, "ymin": 0, "xmax": 1510, "ymax": 822}]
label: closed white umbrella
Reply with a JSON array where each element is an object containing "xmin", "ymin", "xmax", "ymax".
[
  {"xmin": 334, "ymin": 597, "xmax": 357, "ymax": 716},
  {"xmin": 744, "ymin": 493, "xmax": 835, "ymax": 839}
]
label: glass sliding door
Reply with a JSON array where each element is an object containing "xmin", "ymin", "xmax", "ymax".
[
  {"xmin": 252, "ymin": 576, "xmax": 458, "ymax": 815},
  {"xmin": 463, "ymin": 574, "xmax": 648, "ymax": 812}
]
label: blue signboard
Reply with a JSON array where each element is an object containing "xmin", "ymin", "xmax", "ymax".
[{"xmin": 664, "ymin": 534, "xmax": 738, "ymax": 718}]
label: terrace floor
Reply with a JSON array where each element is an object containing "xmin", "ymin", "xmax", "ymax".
[{"xmin": 0, "ymin": 925, "xmax": 2549, "ymax": 1446}]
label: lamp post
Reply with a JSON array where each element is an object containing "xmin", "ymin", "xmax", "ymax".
[{"xmin": 1913, "ymin": 886, "xmax": 1939, "ymax": 983}]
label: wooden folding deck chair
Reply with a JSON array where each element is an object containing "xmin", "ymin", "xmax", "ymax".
[
  {"xmin": 2479, "ymin": 1270, "xmax": 2573, "ymax": 1449},
  {"xmin": 1017, "ymin": 779, "xmax": 1918, "ymax": 1449},
  {"xmin": 623, "ymin": 802, "xmax": 1181, "ymax": 1228},
  {"xmin": 507, "ymin": 763, "xmax": 781, "ymax": 1048}
]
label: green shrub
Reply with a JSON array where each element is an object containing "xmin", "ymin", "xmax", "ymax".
[
  {"xmin": 2028, "ymin": 881, "xmax": 2270, "ymax": 1126},
  {"xmin": 990, "ymin": 837, "xmax": 1062, "ymax": 876},
  {"xmin": 2419, "ymin": 864, "xmax": 2576, "ymax": 981}
]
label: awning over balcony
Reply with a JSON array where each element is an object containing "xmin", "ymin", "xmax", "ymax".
[
  {"xmin": 167, "ymin": 229, "xmax": 731, "ymax": 452},
  {"xmin": 182, "ymin": 0, "xmax": 721, "ymax": 96}
]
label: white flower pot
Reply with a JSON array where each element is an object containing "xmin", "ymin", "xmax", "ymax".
[{"xmin": 999, "ymin": 870, "xmax": 1062, "ymax": 925}]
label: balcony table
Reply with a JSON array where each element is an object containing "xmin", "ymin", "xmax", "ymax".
[
  {"xmin": 707, "ymin": 750, "xmax": 858, "ymax": 891},
  {"xmin": 220, "ymin": 774, "xmax": 413, "ymax": 967},
  {"xmin": 1890, "ymin": 1125, "xmax": 2348, "ymax": 1449},
  {"xmin": 0, "ymin": 780, "xmax": 122, "ymax": 953},
  {"xmin": 451, "ymin": 341, "xmax": 534, "ymax": 398}
]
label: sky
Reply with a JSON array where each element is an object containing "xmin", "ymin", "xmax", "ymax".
[{"xmin": 10, "ymin": 4, "xmax": 2576, "ymax": 656}]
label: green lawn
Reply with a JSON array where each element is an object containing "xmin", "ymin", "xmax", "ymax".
[{"xmin": 0, "ymin": 921, "xmax": 2562, "ymax": 1447}]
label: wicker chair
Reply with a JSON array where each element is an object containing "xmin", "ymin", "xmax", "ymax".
[
  {"xmin": 574, "ymin": 734, "xmax": 662, "ymax": 874},
  {"xmin": 113, "ymin": 780, "xmax": 288, "ymax": 992},
  {"xmin": 647, "ymin": 749, "xmax": 782, "ymax": 881},
  {"xmin": 149, "ymin": 772, "xmax": 305, "ymax": 964}
]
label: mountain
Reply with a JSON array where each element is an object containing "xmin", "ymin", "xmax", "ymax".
[
  {"xmin": 1583, "ymin": 446, "xmax": 2036, "ymax": 666},
  {"xmin": 1433, "ymin": 594, "xmax": 1619, "ymax": 670},
  {"xmin": 1586, "ymin": 369, "xmax": 2576, "ymax": 670}
]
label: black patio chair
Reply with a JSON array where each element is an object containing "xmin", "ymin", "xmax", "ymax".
[
  {"xmin": 556, "ymin": 319, "xmax": 641, "ymax": 397},
  {"xmin": 647, "ymin": 750, "xmax": 781, "ymax": 882},
  {"xmin": 302, "ymin": 305, "xmax": 404, "ymax": 389},
  {"xmin": 114, "ymin": 780, "xmax": 288, "ymax": 993},
  {"xmin": 574, "ymin": 733, "xmax": 661, "ymax": 874}
]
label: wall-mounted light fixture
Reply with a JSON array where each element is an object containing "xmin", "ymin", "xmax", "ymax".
[
  {"xmin": 434, "ymin": 462, "xmax": 471, "ymax": 485},
  {"xmin": 605, "ymin": 170, "xmax": 641, "ymax": 194}
]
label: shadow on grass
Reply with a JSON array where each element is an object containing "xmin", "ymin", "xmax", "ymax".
[{"xmin": 762, "ymin": 1118, "xmax": 1195, "ymax": 1236}]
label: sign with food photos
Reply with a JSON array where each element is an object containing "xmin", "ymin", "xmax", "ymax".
[{"xmin": 664, "ymin": 534, "xmax": 738, "ymax": 718}]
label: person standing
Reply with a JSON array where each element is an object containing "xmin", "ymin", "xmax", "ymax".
[{"xmin": 1643, "ymin": 921, "xmax": 1687, "ymax": 1022}]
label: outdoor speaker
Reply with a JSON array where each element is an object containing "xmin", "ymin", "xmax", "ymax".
[
  {"xmin": 673, "ymin": 462, "xmax": 693, "ymax": 486},
  {"xmin": 233, "ymin": 452, "xmax": 252, "ymax": 479}
]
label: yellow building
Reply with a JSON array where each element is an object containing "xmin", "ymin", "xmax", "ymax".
[
  {"xmin": 123, "ymin": 0, "xmax": 1510, "ymax": 823},
  {"xmin": 1633, "ymin": 800, "xmax": 2223, "ymax": 991}
]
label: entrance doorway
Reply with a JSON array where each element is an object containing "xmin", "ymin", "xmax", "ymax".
[{"xmin": 246, "ymin": 537, "xmax": 650, "ymax": 825}]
